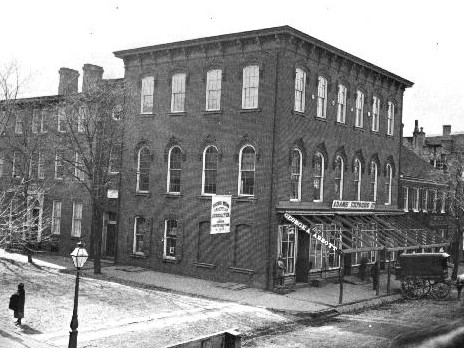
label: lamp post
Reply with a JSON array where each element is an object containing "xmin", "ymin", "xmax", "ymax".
[{"xmin": 68, "ymin": 242, "xmax": 88, "ymax": 348}]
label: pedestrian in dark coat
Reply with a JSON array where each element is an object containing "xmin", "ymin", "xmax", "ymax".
[
  {"xmin": 370, "ymin": 261, "xmax": 379, "ymax": 290},
  {"xmin": 14, "ymin": 283, "xmax": 25, "ymax": 325},
  {"xmin": 456, "ymin": 274, "xmax": 464, "ymax": 299}
]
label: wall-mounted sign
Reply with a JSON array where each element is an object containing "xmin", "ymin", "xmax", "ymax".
[
  {"xmin": 332, "ymin": 200, "xmax": 376, "ymax": 210},
  {"xmin": 210, "ymin": 195, "xmax": 232, "ymax": 234}
]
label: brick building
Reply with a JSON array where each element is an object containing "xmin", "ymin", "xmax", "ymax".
[
  {"xmin": 0, "ymin": 65, "xmax": 123, "ymax": 256},
  {"xmin": 113, "ymin": 26, "xmax": 450, "ymax": 290}
]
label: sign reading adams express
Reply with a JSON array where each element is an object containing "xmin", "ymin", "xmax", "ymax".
[
  {"xmin": 332, "ymin": 200, "xmax": 376, "ymax": 210},
  {"xmin": 283, "ymin": 213, "xmax": 339, "ymax": 252}
]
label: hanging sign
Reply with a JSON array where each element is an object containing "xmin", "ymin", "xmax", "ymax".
[
  {"xmin": 332, "ymin": 200, "xmax": 376, "ymax": 210},
  {"xmin": 210, "ymin": 195, "xmax": 232, "ymax": 234},
  {"xmin": 283, "ymin": 213, "xmax": 340, "ymax": 252}
]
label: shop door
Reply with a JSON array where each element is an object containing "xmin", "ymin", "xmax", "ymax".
[
  {"xmin": 295, "ymin": 230, "xmax": 309, "ymax": 282},
  {"xmin": 102, "ymin": 212, "xmax": 117, "ymax": 257}
]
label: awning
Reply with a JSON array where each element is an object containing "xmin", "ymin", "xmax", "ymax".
[{"xmin": 283, "ymin": 212, "xmax": 450, "ymax": 254}]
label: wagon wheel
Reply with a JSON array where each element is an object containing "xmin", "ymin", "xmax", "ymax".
[
  {"xmin": 401, "ymin": 276, "xmax": 428, "ymax": 299},
  {"xmin": 430, "ymin": 281, "xmax": 451, "ymax": 300}
]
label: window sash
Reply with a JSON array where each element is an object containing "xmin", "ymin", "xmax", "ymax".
[
  {"xmin": 137, "ymin": 148, "xmax": 150, "ymax": 192},
  {"xmin": 337, "ymin": 85, "xmax": 347, "ymax": 123},
  {"xmin": 385, "ymin": 166, "xmax": 392, "ymax": 205},
  {"xmin": 372, "ymin": 97, "xmax": 380, "ymax": 131},
  {"xmin": 242, "ymin": 66, "xmax": 259, "ymax": 109},
  {"xmin": 71, "ymin": 202, "xmax": 83, "ymax": 237},
  {"xmin": 78, "ymin": 107, "xmax": 86, "ymax": 133},
  {"xmin": 313, "ymin": 154, "xmax": 324, "ymax": 202},
  {"xmin": 164, "ymin": 219, "xmax": 178, "ymax": 259},
  {"xmin": 354, "ymin": 160, "xmax": 362, "ymax": 200},
  {"xmin": 387, "ymin": 102, "xmax": 395, "ymax": 135},
  {"xmin": 15, "ymin": 114, "xmax": 23, "ymax": 134},
  {"xmin": 37, "ymin": 153, "xmax": 45, "ymax": 179},
  {"xmin": 334, "ymin": 157, "xmax": 344, "ymax": 200},
  {"xmin": 55, "ymin": 153, "xmax": 64, "ymax": 179},
  {"xmin": 290, "ymin": 150, "xmax": 302, "ymax": 201},
  {"xmin": 58, "ymin": 108, "xmax": 66, "ymax": 132},
  {"xmin": 133, "ymin": 217, "xmax": 145, "ymax": 254},
  {"xmin": 141, "ymin": 76, "xmax": 154, "ymax": 114},
  {"xmin": 206, "ymin": 69, "xmax": 222, "ymax": 111},
  {"xmin": 403, "ymin": 187, "xmax": 409, "ymax": 211},
  {"xmin": 294, "ymin": 69, "xmax": 306, "ymax": 112},
  {"xmin": 239, "ymin": 147, "xmax": 255, "ymax": 196},
  {"xmin": 51, "ymin": 201, "xmax": 61, "ymax": 235},
  {"xmin": 317, "ymin": 77, "xmax": 327, "ymax": 118},
  {"xmin": 32, "ymin": 109, "xmax": 40, "ymax": 133},
  {"xmin": 202, "ymin": 147, "xmax": 218, "ymax": 195},
  {"xmin": 371, "ymin": 163, "xmax": 378, "ymax": 202},
  {"xmin": 171, "ymin": 73, "xmax": 186, "ymax": 113},
  {"xmin": 355, "ymin": 91, "xmax": 364, "ymax": 127}
]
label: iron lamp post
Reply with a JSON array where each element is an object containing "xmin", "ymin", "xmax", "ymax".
[{"xmin": 68, "ymin": 242, "xmax": 88, "ymax": 348}]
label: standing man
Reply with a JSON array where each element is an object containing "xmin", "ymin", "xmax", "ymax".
[{"xmin": 13, "ymin": 283, "xmax": 25, "ymax": 325}]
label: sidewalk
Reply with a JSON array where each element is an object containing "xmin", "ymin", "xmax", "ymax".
[{"xmin": 31, "ymin": 252, "xmax": 406, "ymax": 317}]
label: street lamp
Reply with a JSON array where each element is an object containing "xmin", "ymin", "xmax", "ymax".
[{"xmin": 68, "ymin": 242, "xmax": 88, "ymax": 348}]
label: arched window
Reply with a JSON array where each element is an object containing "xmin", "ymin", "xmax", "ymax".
[
  {"xmin": 313, "ymin": 153, "xmax": 324, "ymax": 202},
  {"xmin": 317, "ymin": 76, "xmax": 328, "ymax": 118},
  {"xmin": 336, "ymin": 84, "xmax": 347, "ymax": 123},
  {"xmin": 370, "ymin": 161, "xmax": 378, "ymax": 202},
  {"xmin": 202, "ymin": 145, "xmax": 218, "ymax": 195},
  {"xmin": 136, "ymin": 147, "xmax": 150, "ymax": 193},
  {"xmin": 354, "ymin": 159, "xmax": 362, "ymax": 201},
  {"xmin": 385, "ymin": 164, "xmax": 392, "ymax": 205},
  {"xmin": 334, "ymin": 155, "xmax": 344, "ymax": 200},
  {"xmin": 238, "ymin": 145, "xmax": 255, "ymax": 196},
  {"xmin": 372, "ymin": 96, "xmax": 380, "ymax": 132},
  {"xmin": 290, "ymin": 149, "xmax": 302, "ymax": 201},
  {"xmin": 133, "ymin": 216, "xmax": 146, "ymax": 254},
  {"xmin": 167, "ymin": 146, "xmax": 182, "ymax": 194},
  {"xmin": 355, "ymin": 90, "xmax": 364, "ymax": 128}
]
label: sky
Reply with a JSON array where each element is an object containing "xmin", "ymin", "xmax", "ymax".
[{"xmin": 1, "ymin": 0, "xmax": 463, "ymax": 136}]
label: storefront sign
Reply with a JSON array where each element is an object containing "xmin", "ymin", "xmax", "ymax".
[
  {"xmin": 283, "ymin": 213, "xmax": 339, "ymax": 252},
  {"xmin": 210, "ymin": 195, "xmax": 232, "ymax": 234},
  {"xmin": 332, "ymin": 200, "xmax": 376, "ymax": 210}
]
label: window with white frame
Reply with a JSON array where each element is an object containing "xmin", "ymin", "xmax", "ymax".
[
  {"xmin": 167, "ymin": 146, "xmax": 182, "ymax": 194},
  {"xmin": 372, "ymin": 96, "xmax": 380, "ymax": 132},
  {"xmin": 140, "ymin": 76, "xmax": 154, "ymax": 114},
  {"xmin": 371, "ymin": 161, "xmax": 378, "ymax": 202},
  {"xmin": 164, "ymin": 219, "xmax": 178, "ymax": 260},
  {"xmin": 313, "ymin": 153, "xmax": 324, "ymax": 202},
  {"xmin": 14, "ymin": 113, "xmax": 23, "ymax": 134},
  {"xmin": 387, "ymin": 101, "xmax": 395, "ymax": 135},
  {"xmin": 403, "ymin": 187, "xmax": 409, "ymax": 211},
  {"xmin": 242, "ymin": 65, "xmax": 259, "ymax": 109},
  {"xmin": 12, "ymin": 151, "xmax": 20, "ymax": 177},
  {"xmin": 58, "ymin": 107, "xmax": 66, "ymax": 132},
  {"xmin": 206, "ymin": 69, "xmax": 222, "ymax": 111},
  {"xmin": 71, "ymin": 202, "xmax": 83, "ymax": 237},
  {"xmin": 355, "ymin": 90, "xmax": 364, "ymax": 128},
  {"xmin": 54, "ymin": 152, "xmax": 64, "ymax": 179},
  {"xmin": 108, "ymin": 146, "xmax": 120, "ymax": 174},
  {"xmin": 51, "ymin": 201, "xmax": 61, "ymax": 235},
  {"xmin": 385, "ymin": 164, "xmax": 392, "ymax": 205},
  {"xmin": 334, "ymin": 155, "xmax": 344, "ymax": 200},
  {"xmin": 32, "ymin": 109, "xmax": 40, "ymax": 133},
  {"xmin": 433, "ymin": 189, "xmax": 438, "ymax": 212},
  {"xmin": 238, "ymin": 145, "xmax": 256, "ymax": 196},
  {"xmin": 37, "ymin": 152, "xmax": 44, "ymax": 179},
  {"xmin": 133, "ymin": 216, "xmax": 146, "ymax": 254},
  {"xmin": 412, "ymin": 188, "xmax": 419, "ymax": 212},
  {"xmin": 279, "ymin": 225, "xmax": 296, "ymax": 274},
  {"xmin": 421, "ymin": 189, "xmax": 428, "ymax": 212},
  {"xmin": 136, "ymin": 147, "xmax": 150, "ymax": 193},
  {"xmin": 171, "ymin": 73, "xmax": 186, "ymax": 113},
  {"xmin": 441, "ymin": 191, "xmax": 446, "ymax": 213},
  {"xmin": 74, "ymin": 152, "xmax": 85, "ymax": 180},
  {"xmin": 337, "ymin": 84, "xmax": 347, "ymax": 123},
  {"xmin": 317, "ymin": 76, "xmax": 327, "ymax": 118},
  {"xmin": 202, "ymin": 145, "xmax": 218, "ymax": 195},
  {"xmin": 78, "ymin": 107, "xmax": 86, "ymax": 133},
  {"xmin": 294, "ymin": 68, "xmax": 306, "ymax": 112},
  {"xmin": 354, "ymin": 159, "xmax": 362, "ymax": 201},
  {"xmin": 40, "ymin": 109, "xmax": 47, "ymax": 133},
  {"xmin": 290, "ymin": 149, "xmax": 302, "ymax": 201}
]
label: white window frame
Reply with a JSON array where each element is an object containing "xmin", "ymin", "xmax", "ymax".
[
  {"xmin": 372, "ymin": 96, "xmax": 380, "ymax": 132},
  {"xmin": 12, "ymin": 151, "xmax": 18, "ymax": 177},
  {"xmin": 37, "ymin": 152, "xmax": 44, "ymax": 179},
  {"xmin": 51, "ymin": 200, "xmax": 61, "ymax": 235},
  {"xmin": 355, "ymin": 90, "xmax": 364, "ymax": 128},
  {"xmin": 136, "ymin": 147, "xmax": 150, "ymax": 193},
  {"xmin": 387, "ymin": 101, "xmax": 395, "ymax": 135},
  {"xmin": 108, "ymin": 146, "xmax": 120, "ymax": 174},
  {"xmin": 403, "ymin": 187, "xmax": 409, "ymax": 212},
  {"xmin": 133, "ymin": 216, "xmax": 146, "ymax": 255},
  {"xmin": 238, "ymin": 145, "xmax": 256, "ymax": 197},
  {"xmin": 58, "ymin": 107, "xmax": 66, "ymax": 133},
  {"xmin": 164, "ymin": 219, "xmax": 178, "ymax": 260},
  {"xmin": 336, "ymin": 84, "xmax": 347, "ymax": 123},
  {"xmin": 32, "ymin": 109, "xmax": 40, "ymax": 133},
  {"xmin": 40, "ymin": 109, "xmax": 47, "ymax": 133},
  {"xmin": 334, "ymin": 155, "xmax": 344, "ymax": 200},
  {"xmin": 201, "ymin": 145, "xmax": 218, "ymax": 195},
  {"xmin": 171, "ymin": 73, "xmax": 186, "ymax": 113},
  {"xmin": 371, "ymin": 162, "xmax": 378, "ymax": 202},
  {"xmin": 412, "ymin": 188, "xmax": 419, "ymax": 212},
  {"xmin": 385, "ymin": 164, "xmax": 392, "ymax": 205},
  {"xmin": 433, "ymin": 189, "xmax": 438, "ymax": 212},
  {"xmin": 242, "ymin": 65, "xmax": 259, "ymax": 109},
  {"xmin": 354, "ymin": 159, "xmax": 362, "ymax": 201},
  {"xmin": 278, "ymin": 225, "xmax": 296, "ymax": 275},
  {"xmin": 294, "ymin": 68, "xmax": 306, "ymax": 113},
  {"xmin": 74, "ymin": 152, "xmax": 85, "ymax": 181},
  {"xmin": 205, "ymin": 69, "xmax": 222, "ymax": 111},
  {"xmin": 441, "ymin": 192, "xmax": 446, "ymax": 213},
  {"xmin": 14, "ymin": 113, "xmax": 23, "ymax": 134},
  {"xmin": 140, "ymin": 76, "xmax": 154, "ymax": 114},
  {"xmin": 78, "ymin": 107, "xmax": 86, "ymax": 133},
  {"xmin": 167, "ymin": 146, "xmax": 182, "ymax": 194},
  {"xmin": 313, "ymin": 153, "xmax": 325, "ymax": 202},
  {"xmin": 290, "ymin": 149, "xmax": 302, "ymax": 201},
  {"xmin": 317, "ymin": 76, "xmax": 327, "ymax": 119},
  {"xmin": 71, "ymin": 202, "xmax": 83, "ymax": 237},
  {"xmin": 55, "ymin": 152, "xmax": 64, "ymax": 179}
]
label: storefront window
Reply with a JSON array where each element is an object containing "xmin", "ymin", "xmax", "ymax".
[{"xmin": 279, "ymin": 225, "xmax": 296, "ymax": 274}]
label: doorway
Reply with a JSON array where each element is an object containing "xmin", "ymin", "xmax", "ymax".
[
  {"xmin": 102, "ymin": 212, "xmax": 117, "ymax": 257},
  {"xmin": 295, "ymin": 230, "xmax": 309, "ymax": 283}
]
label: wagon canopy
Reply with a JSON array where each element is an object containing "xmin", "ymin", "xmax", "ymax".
[
  {"xmin": 398, "ymin": 252, "xmax": 450, "ymax": 278},
  {"xmin": 280, "ymin": 211, "xmax": 450, "ymax": 254}
]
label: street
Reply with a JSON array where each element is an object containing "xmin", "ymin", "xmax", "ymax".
[{"xmin": 2, "ymin": 255, "xmax": 464, "ymax": 347}]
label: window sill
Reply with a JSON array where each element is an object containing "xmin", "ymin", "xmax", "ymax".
[
  {"xmin": 130, "ymin": 253, "xmax": 147, "ymax": 259},
  {"xmin": 291, "ymin": 110, "xmax": 306, "ymax": 117},
  {"xmin": 197, "ymin": 194, "xmax": 215, "ymax": 200},
  {"xmin": 234, "ymin": 195, "xmax": 257, "ymax": 203},
  {"xmin": 314, "ymin": 116, "xmax": 327, "ymax": 123},
  {"xmin": 335, "ymin": 121, "xmax": 348, "ymax": 128},
  {"xmin": 168, "ymin": 112, "xmax": 187, "ymax": 117},
  {"xmin": 386, "ymin": 134, "xmax": 396, "ymax": 139},
  {"xmin": 240, "ymin": 108, "xmax": 261, "ymax": 114},
  {"xmin": 194, "ymin": 262, "xmax": 216, "ymax": 269},
  {"xmin": 353, "ymin": 125, "xmax": 365, "ymax": 132},
  {"xmin": 164, "ymin": 193, "xmax": 182, "ymax": 198},
  {"xmin": 162, "ymin": 258, "xmax": 178, "ymax": 263},
  {"xmin": 135, "ymin": 191, "xmax": 150, "ymax": 197},
  {"xmin": 370, "ymin": 130, "xmax": 381, "ymax": 136},
  {"xmin": 228, "ymin": 267, "xmax": 254, "ymax": 275},
  {"xmin": 203, "ymin": 110, "xmax": 223, "ymax": 116},
  {"xmin": 140, "ymin": 114, "xmax": 156, "ymax": 119}
]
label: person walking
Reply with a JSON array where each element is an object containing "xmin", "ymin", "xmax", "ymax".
[{"xmin": 13, "ymin": 283, "xmax": 25, "ymax": 325}]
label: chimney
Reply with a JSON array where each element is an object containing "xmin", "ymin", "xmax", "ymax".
[
  {"xmin": 58, "ymin": 68, "xmax": 79, "ymax": 95},
  {"xmin": 443, "ymin": 125, "xmax": 451, "ymax": 137},
  {"xmin": 413, "ymin": 120, "xmax": 419, "ymax": 134},
  {"xmin": 82, "ymin": 64, "xmax": 104, "ymax": 93}
]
